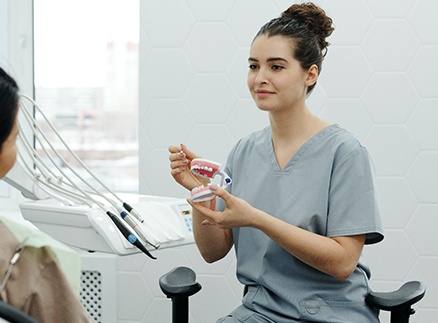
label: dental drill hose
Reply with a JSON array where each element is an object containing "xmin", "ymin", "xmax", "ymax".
[{"xmin": 107, "ymin": 212, "xmax": 156, "ymax": 259}]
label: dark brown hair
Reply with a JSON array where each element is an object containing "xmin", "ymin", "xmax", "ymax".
[
  {"xmin": 254, "ymin": 2, "xmax": 334, "ymax": 94},
  {"xmin": 0, "ymin": 67, "xmax": 19, "ymax": 153}
]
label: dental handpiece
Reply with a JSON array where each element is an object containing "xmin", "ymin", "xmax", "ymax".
[
  {"xmin": 121, "ymin": 211, "xmax": 160, "ymax": 249},
  {"xmin": 190, "ymin": 158, "xmax": 232, "ymax": 203},
  {"xmin": 123, "ymin": 202, "xmax": 144, "ymax": 223},
  {"xmin": 107, "ymin": 211, "xmax": 156, "ymax": 259}
]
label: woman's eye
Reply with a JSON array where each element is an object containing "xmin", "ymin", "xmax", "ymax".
[
  {"xmin": 248, "ymin": 64, "xmax": 258, "ymax": 70},
  {"xmin": 272, "ymin": 65, "xmax": 284, "ymax": 70}
]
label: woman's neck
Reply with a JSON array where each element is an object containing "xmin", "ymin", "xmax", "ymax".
[
  {"xmin": 269, "ymin": 105, "xmax": 330, "ymax": 169},
  {"xmin": 269, "ymin": 105, "xmax": 322, "ymax": 140}
]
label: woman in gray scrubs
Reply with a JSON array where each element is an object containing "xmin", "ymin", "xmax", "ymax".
[{"xmin": 169, "ymin": 3, "xmax": 384, "ymax": 322}]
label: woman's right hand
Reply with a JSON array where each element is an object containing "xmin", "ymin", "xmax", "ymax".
[{"xmin": 168, "ymin": 144, "xmax": 208, "ymax": 191}]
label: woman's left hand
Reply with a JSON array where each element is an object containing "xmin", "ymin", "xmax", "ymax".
[{"xmin": 187, "ymin": 184, "xmax": 258, "ymax": 229}]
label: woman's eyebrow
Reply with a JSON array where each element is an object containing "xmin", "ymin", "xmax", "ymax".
[{"xmin": 248, "ymin": 57, "xmax": 288, "ymax": 63}]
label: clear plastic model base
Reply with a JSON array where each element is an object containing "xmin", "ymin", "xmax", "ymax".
[{"xmin": 190, "ymin": 158, "xmax": 232, "ymax": 203}]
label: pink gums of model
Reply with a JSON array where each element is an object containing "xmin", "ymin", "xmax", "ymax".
[{"xmin": 190, "ymin": 158, "xmax": 232, "ymax": 202}]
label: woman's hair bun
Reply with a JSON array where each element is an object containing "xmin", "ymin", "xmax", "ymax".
[{"xmin": 281, "ymin": 2, "xmax": 334, "ymax": 50}]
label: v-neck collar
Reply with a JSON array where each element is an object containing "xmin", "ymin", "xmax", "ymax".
[{"xmin": 266, "ymin": 124, "xmax": 340, "ymax": 174}]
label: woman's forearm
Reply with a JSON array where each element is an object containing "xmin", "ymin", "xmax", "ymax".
[
  {"xmin": 192, "ymin": 207, "xmax": 233, "ymax": 263},
  {"xmin": 252, "ymin": 209, "xmax": 366, "ymax": 281}
]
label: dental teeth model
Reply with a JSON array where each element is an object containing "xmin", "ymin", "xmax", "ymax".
[{"xmin": 190, "ymin": 158, "xmax": 232, "ymax": 203}]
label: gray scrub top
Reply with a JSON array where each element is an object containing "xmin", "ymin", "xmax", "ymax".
[{"xmin": 216, "ymin": 124, "xmax": 384, "ymax": 323}]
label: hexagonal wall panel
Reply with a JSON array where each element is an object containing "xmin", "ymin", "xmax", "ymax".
[
  {"xmin": 192, "ymin": 275, "xmax": 239, "ymax": 322},
  {"xmin": 184, "ymin": 23, "xmax": 238, "ymax": 73},
  {"xmin": 408, "ymin": 46, "xmax": 438, "ymax": 98},
  {"xmin": 183, "ymin": 243, "xmax": 236, "ymax": 275},
  {"xmin": 226, "ymin": 48, "xmax": 252, "ymax": 99},
  {"xmin": 407, "ymin": 99, "xmax": 438, "ymax": 150},
  {"xmin": 362, "ymin": 20, "xmax": 420, "ymax": 71},
  {"xmin": 362, "ymin": 230, "xmax": 417, "ymax": 281},
  {"xmin": 226, "ymin": 98, "xmax": 269, "ymax": 141},
  {"xmin": 406, "ymin": 257, "xmax": 438, "ymax": 308},
  {"xmin": 142, "ymin": 99, "xmax": 195, "ymax": 148},
  {"xmin": 184, "ymin": 74, "xmax": 238, "ymax": 123},
  {"xmin": 186, "ymin": 124, "xmax": 235, "ymax": 164},
  {"xmin": 185, "ymin": 0, "xmax": 236, "ymax": 21},
  {"xmin": 361, "ymin": 73, "xmax": 419, "ymax": 123},
  {"xmin": 117, "ymin": 272, "xmax": 152, "ymax": 321},
  {"xmin": 144, "ymin": 49, "xmax": 195, "ymax": 98},
  {"xmin": 408, "ymin": 0, "xmax": 438, "ymax": 43},
  {"xmin": 406, "ymin": 152, "xmax": 438, "ymax": 203},
  {"xmin": 366, "ymin": 0, "xmax": 417, "ymax": 18},
  {"xmin": 307, "ymin": 85, "xmax": 328, "ymax": 116},
  {"xmin": 143, "ymin": 298, "xmax": 172, "ymax": 323},
  {"xmin": 365, "ymin": 125, "xmax": 418, "ymax": 176},
  {"xmin": 318, "ymin": 98, "xmax": 372, "ymax": 142},
  {"xmin": 142, "ymin": 0, "xmax": 194, "ymax": 47},
  {"xmin": 406, "ymin": 205, "xmax": 438, "ymax": 256},
  {"xmin": 375, "ymin": 177, "xmax": 418, "ymax": 229},
  {"xmin": 141, "ymin": 148, "xmax": 187, "ymax": 197},
  {"xmin": 318, "ymin": 47, "xmax": 373, "ymax": 98},
  {"xmin": 323, "ymin": 0, "xmax": 373, "ymax": 45},
  {"xmin": 226, "ymin": 0, "xmax": 278, "ymax": 46}
]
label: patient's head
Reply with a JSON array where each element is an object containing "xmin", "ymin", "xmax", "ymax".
[{"xmin": 0, "ymin": 67, "xmax": 19, "ymax": 178}]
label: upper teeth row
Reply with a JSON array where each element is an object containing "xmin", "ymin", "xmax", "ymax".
[{"xmin": 192, "ymin": 165, "xmax": 214, "ymax": 173}]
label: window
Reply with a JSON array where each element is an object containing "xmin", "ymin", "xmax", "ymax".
[{"xmin": 33, "ymin": 0, "xmax": 139, "ymax": 192}]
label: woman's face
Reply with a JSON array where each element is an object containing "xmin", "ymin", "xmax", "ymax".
[
  {"xmin": 247, "ymin": 35, "xmax": 317, "ymax": 113},
  {"xmin": 0, "ymin": 117, "xmax": 18, "ymax": 178}
]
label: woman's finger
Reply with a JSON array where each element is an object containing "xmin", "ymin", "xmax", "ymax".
[
  {"xmin": 187, "ymin": 199, "xmax": 214, "ymax": 217},
  {"xmin": 210, "ymin": 185, "xmax": 232, "ymax": 204},
  {"xmin": 168, "ymin": 144, "xmax": 182, "ymax": 153}
]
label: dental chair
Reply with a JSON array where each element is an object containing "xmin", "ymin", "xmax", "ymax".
[
  {"xmin": 160, "ymin": 267, "xmax": 426, "ymax": 323},
  {"xmin": 0, "ymin": 301, "xmax": 38, "ymax": 323}
]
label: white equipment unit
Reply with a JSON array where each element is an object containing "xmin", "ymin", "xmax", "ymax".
[
  {"xmin": 20, "ymin": 195, "xmax": 194, "ymax": 256},
  {"xmin": 4, "ymin": 94, "xmax": 195, "ymax": 259}
]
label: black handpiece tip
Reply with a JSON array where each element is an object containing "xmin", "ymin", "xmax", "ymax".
[
  {"xmin": 107, "ymin": 211, "xmax": 156, "ymax": 259},
  {"xmin": 134, "ymin": 239, "xmax": 157, "ymax": 259},
  {"xmin": 123, "ymin": 202, "xmax": 133, "ymax": 212}
]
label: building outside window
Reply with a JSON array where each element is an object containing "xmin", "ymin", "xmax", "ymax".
[{"xmin": 34, "ymin": 0, "xmax": 139, "ymax": 193}]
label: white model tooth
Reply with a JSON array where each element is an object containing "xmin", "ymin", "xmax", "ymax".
[{"xmin": 208, "ymin": 167, "xmax": 213, "ymax": 172}]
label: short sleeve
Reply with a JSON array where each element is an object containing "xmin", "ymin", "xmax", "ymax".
[{"xmin": 327, "ymin": 146, "xmax": 384, "ymax": 244}]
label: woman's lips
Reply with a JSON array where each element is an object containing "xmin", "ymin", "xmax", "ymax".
[{"xmin": 255, "ymin": 90, "xmax": 274, "ymax": 98}]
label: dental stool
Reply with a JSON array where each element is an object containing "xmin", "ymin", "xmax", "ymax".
[
  {"xmin": 159, "ymin": 267, "xmax": 202, "ymax": 323},
  {"xmin": 160, "ymin": 266, "xmax": 426, "ymax": 323}
]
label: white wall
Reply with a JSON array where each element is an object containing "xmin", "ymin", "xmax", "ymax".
[{"xmin": 137, "ymin": 0, "xmax": 438, "ymax": 322}]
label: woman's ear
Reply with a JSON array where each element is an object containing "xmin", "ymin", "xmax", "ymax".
[{"xmin": 305, "ymin": 64, "xmax": 319, "ymax": 87}]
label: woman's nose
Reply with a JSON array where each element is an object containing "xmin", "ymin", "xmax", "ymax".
[{"xmin": 254, "ymin": 68, "xmax": 268, "ymax": 85}]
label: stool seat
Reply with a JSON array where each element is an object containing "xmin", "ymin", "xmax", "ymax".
[
  {"xmin": 366, "ymin": 281, "xmax": 426, "ymax": 311},
  {"xmin": 159, "ymin": 266, "xmax": 202, "ymax": 298}
]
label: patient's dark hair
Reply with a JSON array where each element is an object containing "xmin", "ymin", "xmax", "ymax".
[
  {"xmin": 0, "ymin": 67, "xmax": 19, "ymax": 152},
  {"xmin": 254, "ymin": 2, "xmax": 334, "ymax": 94}
]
